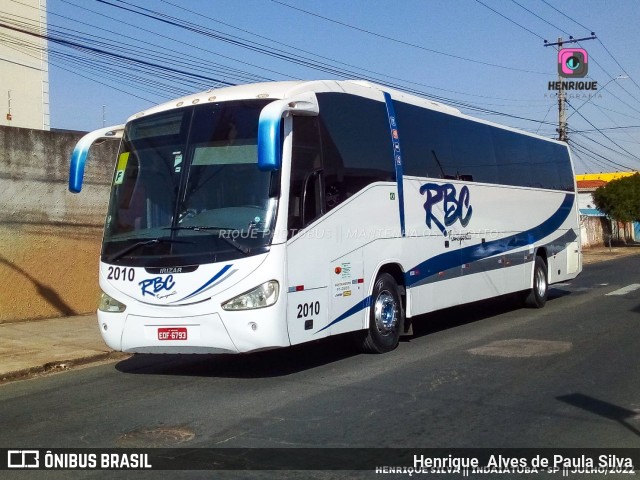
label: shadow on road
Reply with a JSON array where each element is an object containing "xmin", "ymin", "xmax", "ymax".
[
  {"xmin": 115, "ymin": 334, "xmax": 359, "ymax": 378},
  {"xmin": 115, "ymin": 289, "xmax": 573, "ymax": 379},
  {"xmin": 406, "ymin": 288, "xmax": 570, "ymax": 340},
  {"xmin": 557, "ymin": 393, "xmax": 640, "ymax": 438}
]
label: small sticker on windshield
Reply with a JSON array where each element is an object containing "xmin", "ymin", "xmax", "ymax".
[
  {"xmin": 174, "ymin": 153, "xmax": 183, "ymax": 173},
  {"xmin": 114, "ymin": 152, "xmax": 129, "ymax": 185}
]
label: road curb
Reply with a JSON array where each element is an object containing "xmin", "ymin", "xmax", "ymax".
[{"xmin": 0, "ymin": 351, "xmax": 131, "ymax": 385}]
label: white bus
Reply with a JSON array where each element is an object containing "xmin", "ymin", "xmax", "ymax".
[{"xmin": 69, "ymin": 80, "xmax": 581, "ymax": 354}]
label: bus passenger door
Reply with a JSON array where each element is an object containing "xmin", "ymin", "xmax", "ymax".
[{"xmin": 285, "ymin": 116, "xmax": 330, "ymax": 345}]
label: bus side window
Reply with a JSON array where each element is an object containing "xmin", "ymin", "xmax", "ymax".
[
  {"xmin": 289, "ymin": 117, "xmax": 323, "ymax": 238},
  {"xmin": 317, "ymin": 93, "xmax": 393, "ymax": 199}
]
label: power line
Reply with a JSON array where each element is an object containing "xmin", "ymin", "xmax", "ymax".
[
  {"xmin": 569, "ymin": 139, "xmax": 637, "ymax": 171},
  {"xmin": 94, "ymin": 0, "xmax": 560, "ymax": 127},
  {"xmin": 160, "ymin": 0, "xmax": 546, "ymax": 102},
  {"xmin": 0, "ymin": 55, "xmax": 44, "ymax": 71},
  {"xmin": 571, "ymin": 126, "xmax": 640, "ymax": 133},
  {"xmin": 589, "ymin": 103, "xmax": 640, "ymax": 146},
  {"xmin": 535, "ymin": 103, "xmax": 555, "ymax": 134},
  {"xmin": 509, "ymin": 0, "xmax": 570, "ymax": 36},
  {"xmin": 567, "ymin": 101, "xmax": 640, "ymax": 162},
  {"xmin": 539, "ymin": 0, "xmax": 640, "ymax": 95},
  {"xmin": 579, "ymin": 46, "xmax": 640, "ymax": 110},
  {"xmin": 538, "ymin": 0, "xmax": 592, "ymax": 33},
  {"xmin": 572, "ymin": 132, "xmax": 639, "ymax": 168},
  {"xmin": 270, "ymin": 0, "xmax": 549, "ymax": 75},
  {"xmin": 1, "ymin": 35, "xmax": 158, "ymax": 103},
  {"xmin": 570, "ymin": 142, "xmax": 619, "ymax": 172},
  {"xmin": 473, "ymin": 0, "xmax": 545, "ymax": 40},
  {"xmin": 597, "ymin": 39, "xmax": 640, "ymax": 95},
  {"xmin": 29, "ymin": 0, "xmax": 285, "ymax": 83},
  {"xmin": 2, "ymin": 0, "xmax": 579, "ymax": 134},
  {"xmin": 0, "ymin": 20, "xmax": 236, "ymax": 86},
  {"xmin": 530, "ymin": 0, "xmax": 640, "ymax": 112}
]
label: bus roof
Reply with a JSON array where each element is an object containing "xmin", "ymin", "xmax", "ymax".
[
  {"xmin": 127, "ymin": 80, "xmax": 567, "ymax": 148},
  {"xmin": 128, "ymin": 80, "xmax": 462, "ymax": 121}
]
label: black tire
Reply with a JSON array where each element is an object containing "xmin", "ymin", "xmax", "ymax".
[
  {"xmin": 356, "ymin": 273, "xmax": 404, "ymax": 353},
  {"xmin": 524, "ymin": 256, "xmax": 548, "ymax": 308}
]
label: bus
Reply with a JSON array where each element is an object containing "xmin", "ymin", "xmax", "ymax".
[{"xmin": 69, "ymin": 80, "xmax": 582, "ymax": 355}]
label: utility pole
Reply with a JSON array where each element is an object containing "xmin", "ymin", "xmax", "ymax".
[
  {"xmin": 544, "ymin": 34, "xmax": 597, "ymax": 143},
  {"xmin": 556, "ymin": 37, "xmax": 568, "ymax": 142}
]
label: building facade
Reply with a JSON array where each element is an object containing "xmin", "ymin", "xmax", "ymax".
[
  {"xmin": 0, "ymin": 0, "xmax": 50, "ymax": 130},
  {"xmin": 576, "ymin": 172, "xmax": 638, "ymax": 247}
]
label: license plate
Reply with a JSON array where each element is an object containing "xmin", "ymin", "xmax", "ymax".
[{"xmin": 158, "ymin": 327, "xmax": 187, "ymax": 341}]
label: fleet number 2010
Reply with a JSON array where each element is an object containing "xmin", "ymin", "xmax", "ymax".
[
  {"xmin": 107, "ymin": 266, "xmax": 135, "ymax": 281},
  {"xmin": 297, "ymin": 301, "xmax": 320, "ymax": 318}
]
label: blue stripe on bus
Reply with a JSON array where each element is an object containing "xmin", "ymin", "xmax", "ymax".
[
  {"xmin": 316, "ymin": 295, "xmax": 373, "ymax": 334},
  {"xmin": 405, "ymin": 193, "xmax": 575, "ymax": 287},
  {"xmin": 383, "ymin": 92, "xmax": 406, "ymax": 237},
  {"xmin": 319, "ymin": 194, "xmax": 574, "ymax": 332},
  {"xmin": 174, "ymin": 264, "xmax": 233, "ymax": 302}
]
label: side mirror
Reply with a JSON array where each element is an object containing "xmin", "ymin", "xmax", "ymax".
[
  {"xmin": 257, "ymin": 93, "xmax": 319, "ymax": 171},
  {"xmin": 69, "ymin": 125, "xmax": 125, "ymax": 193}
]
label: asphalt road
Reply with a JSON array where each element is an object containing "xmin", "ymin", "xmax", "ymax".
[{"xmin": 1, "ymin": 255, "xmax": 639, "ymax": 478}]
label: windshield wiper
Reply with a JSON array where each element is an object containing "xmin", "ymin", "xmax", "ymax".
[
  {"xmin": 107, "ymin": 237, "xmax": 195, "ymax": 263},
  {"xmin": 164, "ymin": 226, "xmax": 250, "ymax": 254}
]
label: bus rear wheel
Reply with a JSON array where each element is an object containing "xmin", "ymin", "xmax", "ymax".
[
  {"xmin": 524, "ymin": 256, "xmax": 548, "ymax": 308},
  {"xmin": 356, "ymin": 273, "xmax": 404, "ymax": 353}
]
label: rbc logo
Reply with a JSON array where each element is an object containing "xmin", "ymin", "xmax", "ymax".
[
  {"xmin": 139, "ymin": 275, "xmax": 175, "ymax": 297},
  {"xmin": 419, "ymin": 183, "xmax": 473, "ymax": 236}
]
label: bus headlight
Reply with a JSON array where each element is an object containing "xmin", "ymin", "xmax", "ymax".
[
  {"xmin": 221, "ymin": 280, "xmax": 279, "ymax": 311},
  {"xmin": 98, "ymin": 292, "xmax": 127, "ymax": 313}
]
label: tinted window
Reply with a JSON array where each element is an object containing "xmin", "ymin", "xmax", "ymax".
[
  {"xmin": 317, "ymin": 93, "xmax": 394, "ymax": 199},
  {"xmin": 287, "ymin": 94, "xmax": 395, "ymax": 238},
  {"xmin": 448, "ymin": 116, "xmax": 498, "ymax": 183},
  {"xmin": 492, "ymin": 128, "xmax": 533, "ymax": 186},
  {"xmin": 530, "ymin": 140, "xmax": 574, "ymax": 191},
  {"xmin": 393, "ymin": 101, "xmax": 451, "ymax": 178},
  {"xmin": 394, "ymin": 100, "xmax": 574, "ymax": 191},
  {"xmin": 556, "ymin": 145, "xmax": 574, "ymax": 191}
]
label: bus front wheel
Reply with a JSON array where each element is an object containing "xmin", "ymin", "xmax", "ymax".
[
  {"xmin": 524, "ymin": 256, "xmax": 548, "ymax": 308},
  {"xmin": 356, "ymin": 273, "xmax": 404, "ymax": 353}
]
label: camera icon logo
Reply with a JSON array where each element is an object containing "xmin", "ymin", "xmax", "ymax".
[
  {"xmin": 7, "ymin": 450, "xmax": 39, "ymax": 468},
  {"xmin": 558, "ymin": 48, "xmax": 588, "ymax": 77}
]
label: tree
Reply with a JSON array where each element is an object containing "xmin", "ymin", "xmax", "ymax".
[{"xmin": 592, "ymin": 173, "xmax": 640, "ymax": 223}]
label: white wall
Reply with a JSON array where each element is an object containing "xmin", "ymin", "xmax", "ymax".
[
  {"xmin": 0, "ymin": 0, "xmax": 50, "ymax": 130},
  {"xmin": 578, "ymin": 191, "xmax": 596, "ymax": 210}
]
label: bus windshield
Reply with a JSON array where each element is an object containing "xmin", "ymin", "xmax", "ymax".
[{"xmin": 102, "ymin": 99, "xmax": 278, "ymax": 266}]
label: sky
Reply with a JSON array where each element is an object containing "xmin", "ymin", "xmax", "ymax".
[{"xmin": 10, "ymin": 0, "xmax": 640, "ymax": 173}]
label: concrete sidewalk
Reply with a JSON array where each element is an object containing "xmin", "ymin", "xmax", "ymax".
[
  {"xmin": 1, "ymin": 245, "xmax": 638, "ymax": 384},
  {"xmin": 0, "ymin": 314, "xmax": 128, "ymax": 383}
]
